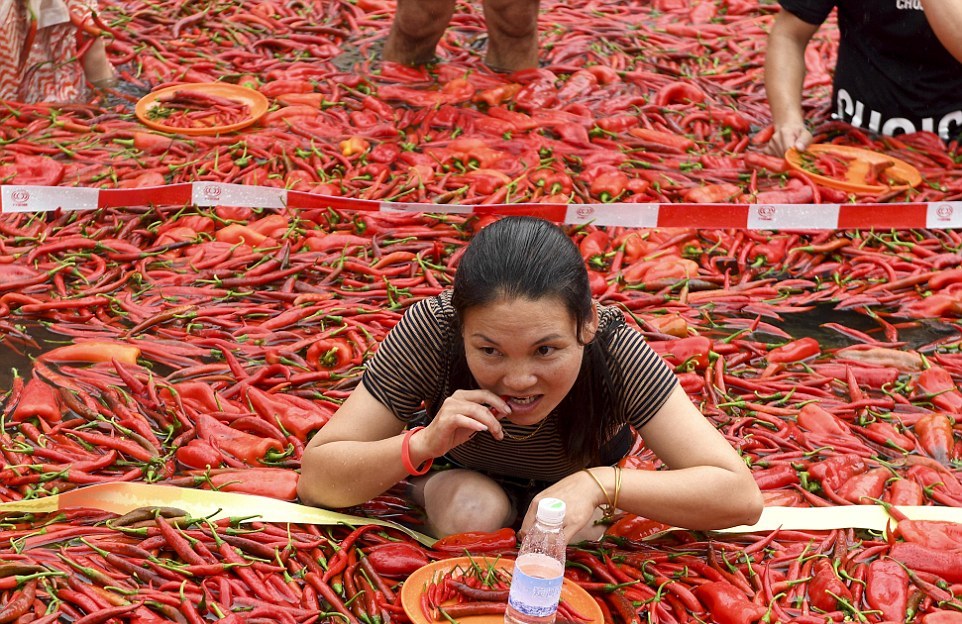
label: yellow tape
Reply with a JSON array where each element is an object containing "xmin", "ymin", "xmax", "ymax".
[
  {"xmin": 3, "ymin": 483, "xmax": 962, "ymax": 541},
  {"xmin": 0, "ymin": 482, "xmax": 436, "ymax": 546}
]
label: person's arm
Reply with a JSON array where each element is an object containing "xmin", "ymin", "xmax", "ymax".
[
  {"xmin": 764, "ymin": 9, "xmax": 821, "ymax": 156},
  {"xmin": 523, "ymin": 385, "xmax": 763, "ymax": 539},
  {"xmin": 298, "ymin": 382, "xmax": 510, "ymax": 509},
  {"xmin": 919, "ymin": 0, "xmax": 962, "ymax": 62}
]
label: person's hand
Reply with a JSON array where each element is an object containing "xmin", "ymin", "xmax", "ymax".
[
  {"xmin": 518, "ymin": 470, "xmax": 607, "ymax": 543},
  {"xmin": 768, "ymin": 122, "xmax": 813, "ymax": 157},
  {"xmin": 412, "ymin": 390, "xmax": 511, "ymax": 459}
]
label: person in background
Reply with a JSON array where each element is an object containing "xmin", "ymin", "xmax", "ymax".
[
  {"xmin": 381, "ymin": 0, "xmax": 540, "ymax": 71},
  {"xmin": 0, "ymin": 0, "xmax": 116, "ymax": 102},
  {"xmin": 763, "ymin": 0, "xmax": 962, "ymax": 156},
  {"xmin": 299, "ymin": 216, "xmax": 763, "ymax": 543}
]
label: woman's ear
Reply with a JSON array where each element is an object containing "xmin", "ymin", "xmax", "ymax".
[{"xmin": 582, "ymin": 304, "xmax": 600, "ymax": 344}]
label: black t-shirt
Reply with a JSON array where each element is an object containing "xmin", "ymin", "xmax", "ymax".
[{"xmin": 780, "ymin": 0, "xmax": 962, "ymax": 140}]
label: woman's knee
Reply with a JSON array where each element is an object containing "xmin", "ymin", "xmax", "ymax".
[
  {"xmin": 393, "ymin": 0, "xmax": 456, "ymax": 40},
  {"xmin": 483, "ymin": 0, "xmax": 539, "ymax": 39},
  {"xmin": 423, "ymin": 471, "xmax": 514, "ymax": 536}
]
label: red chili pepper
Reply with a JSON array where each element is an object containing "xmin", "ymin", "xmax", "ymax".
[
  {"xmin": 647, "ymin": 336, "xmax": 712, "ymax": 371},
  {"xmin": 195, "ymin": 413, "xmax": 285, "ymax": 465},
  {"xmin": 175, "ymin": 439, "xmax": 224, "ymax": 470},
  {"xmin": 916, "ymin": 367, "xmax": 962, "ymax": 412},
  {"xmin": 692, "ymin": 581, "xmax": 764, "ymax": 624},
  {"xmin": 885, "ymin": 478, "xmax": 925, "ymax": 506},
  {"xmin": 796, "ymin": 403, "xmax": 848, "ymax": 435},
  {"xmin": 767, "ymin": 337, "xmax": 820, "ymax": 364},
  {"xmin": 431, "ymin": 528, "xmax": 517, "ymax": 554},
  {"xmin": 627, "ymin": 127, "xmax": 695, "ymax": 152},
  {"xmin": 192, "ymin": 467, "xmax": 299, "ymax": 500},
  {"xmin": 752, "ymin": 463, "xmax": 800, "ymax": 490},
  {"xmin": 653, "ymin": 81, "xmax": 706, "ymax": 106},
  {"xmin": 864, "ymin": 421, "xmax": 917, "ymax": 452},
  {"xmin": 889, "ymin": 542, "xmax": 962, "ymax": 583},
  {"xmin": 38, "ymin": 341, "xmax": 141, "ymax": 365},
  {"xmin": 245, "ymin": 387, "xmax": 331, "ymax": 439},
  {"xmin": 605, "ymin": 515, "xmax": 671, "ymax": 541},
  {"xmin": 364, "ymin": 542, "xmax": 430, "ymax": 577},
  {"xmin": 807, "ymin": 455, "xmax": 866, "ymax": 489},
  {"xmin": 683, "ymin": 183, "xmax": 740, "ymax": 203},
  {"xmin": 895, "ymin": 519, "xmax": 962, "ymax": 551}
]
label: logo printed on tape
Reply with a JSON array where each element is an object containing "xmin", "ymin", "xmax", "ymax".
[
  {"xmin": 10, "ymin": 189, "xmax": 30, "ymax": 208},
  {"xmin": 937, "ymin": 204, "xmax": 954, "ymax": 220},
  {"xmin": 757, "ymin": 205, "xmax": 776, "ymax": 220},
  {"xmin": 203, "ymin": 185, "xmax": 222, "ymax": 201},
  {"xmin": 576, "ymin": 205, "xmax": 595, "ymax": 219}
]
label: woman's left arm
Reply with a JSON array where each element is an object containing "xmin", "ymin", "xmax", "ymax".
[
  {"xmin": 920, "ymin": 0, "xmax": 962, "ymax": 62},
  {"xmin": 525, "ymin": 385, "xmax": 763, "ymax": 539},
  {"xmin": 614, "ymin": 385, "xmax": 764, "ymax": 530}
]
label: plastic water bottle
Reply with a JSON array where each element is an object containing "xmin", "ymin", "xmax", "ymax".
[{"xmin": 504, "ymin": 498, "xmax": 567, "ymax": 624}]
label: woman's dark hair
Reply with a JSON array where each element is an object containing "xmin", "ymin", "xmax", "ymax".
[{"xmin": 448, "ymin": 216, "xmax": 622, "ymax": 466}]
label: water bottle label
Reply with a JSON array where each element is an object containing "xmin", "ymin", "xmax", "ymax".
[{"xmin": 507, "ymin": 568, "xmax": 564, "ymax": 617}]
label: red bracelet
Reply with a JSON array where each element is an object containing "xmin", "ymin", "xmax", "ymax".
[{"xmin": 401, "ymin": 426, "xmax": 433, "ymax": 476}]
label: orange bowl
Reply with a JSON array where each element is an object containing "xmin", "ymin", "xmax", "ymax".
[
  {"xmin": 135, "ymin": 82, "xmax": 269, "ymax": 136},
  {"xmin": 785, "ymin": 144, "xmax": 922, "ymax": 194}
]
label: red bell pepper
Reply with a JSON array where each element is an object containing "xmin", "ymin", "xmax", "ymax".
[
  {"xmin": 865, "ymin": 559, "xmax": 909, "ymax": 622},
  {"xmin": 838, "ymin": 467, "xmax": 889, "ymax": 504},
  {"xmin": 809, "ymin": 558, "xmax": 853, "ymax": 612},
  {"xmin": 692, "ymin": 582, "xmax": 765, "ymax": 624},
  {"xmin": 10, "ymin": 377, "xmax": 62, "ymax": 423},
  {"xmin": 915, "ymin": 367, "xmax": 962, "ymax": 412},
  {"xmin": 914, "ymin": 413, "xmax": 956, "ymax": 465},
  {"xmin": 365, "ymin": 542, "xmax": 431, "ymax": 577}
]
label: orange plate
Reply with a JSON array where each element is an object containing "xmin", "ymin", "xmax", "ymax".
[
  {"xmin": 401, "ymin": 556, "xmax": 603, "ymax": 624},
  {"xmin": 785, "ymin": 144, "xmax": 922, "ymax": 194},
  {"xmin": 135, "ymin": 83, "xmax": 269, "ymax": 136}
]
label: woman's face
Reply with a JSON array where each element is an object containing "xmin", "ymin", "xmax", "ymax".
[{"xmin": 461, "ymin": 296, "xmax": 596, "ymax": 426}]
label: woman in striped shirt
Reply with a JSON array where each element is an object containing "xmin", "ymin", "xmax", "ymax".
[{"xmin": 299, "ymin": 216, "xmax": 763, "ymax": 542}]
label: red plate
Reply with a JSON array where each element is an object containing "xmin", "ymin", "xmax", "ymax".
[
  {"xmin": 135, "ymin": 82, "xmax": 269, "ymax": 136},
  {"xmin": 785, "ymin": 144, "xmax": 922, "ymax": 194},
  {"xmin": 401, "ymin": 556, "xmax": 603, "ymax": 624}
]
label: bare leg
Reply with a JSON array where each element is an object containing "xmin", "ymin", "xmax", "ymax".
[
  {"xmin": 382, "ymin": 0, "xmax": 457, "ymax": 66},
  {"xmin": 482, "ymin": 0, "xmax": 539, "ymax": 71},
  {"xmin": 82, "ymin": 38, "xmax": 116, "ymax": 87},
  {"xmin": 411, "ymin": 470, "xmax": 515, "ymax": 537}
]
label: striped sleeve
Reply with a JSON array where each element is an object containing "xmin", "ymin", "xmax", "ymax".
[
  {"xmin": 606, "ymin": 315, "xmax": 678, "ymax": 429},
  {"xmin": 361, "ymin": 295, "xmax": 452, "ymax": 422}
]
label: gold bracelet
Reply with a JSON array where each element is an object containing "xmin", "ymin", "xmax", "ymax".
[
  {"xmin": 583, "ymin": 468, "xmax": 617, "ymax": 521},
  {"xmin": 611, "ymin": 466, "xmax": 622, "ymax": 515}
]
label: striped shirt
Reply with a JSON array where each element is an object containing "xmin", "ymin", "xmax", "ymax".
[{"xmin": 363, "ymin": 291, "xmax": 677, "ymax": 482}]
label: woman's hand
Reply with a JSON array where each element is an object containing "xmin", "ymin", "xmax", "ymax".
[
  {"xmin": 409, "ymin": 389, "xmax": 511, "ymax": 460},
  {"xmin": 768, "ymin": 122, "xmax": 813, "ymax": 156},
  {"xmin": 519, "ymin": 469, "xmax": 609, "ymax": 543}
]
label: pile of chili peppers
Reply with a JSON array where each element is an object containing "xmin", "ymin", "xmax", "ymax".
[{"xmin": 3, "ymin": 0, "xmax": 962, "ymax": 621}]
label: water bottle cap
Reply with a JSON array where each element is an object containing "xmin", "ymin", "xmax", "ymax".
[{"xmin": 536, "ymin": 497, "xmax": 566, "ymax": 523}]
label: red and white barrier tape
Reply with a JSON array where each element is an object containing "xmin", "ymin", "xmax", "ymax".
[{"xmin": 3, "ymin": 182, "xmax": 962, "ymax": 229}]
